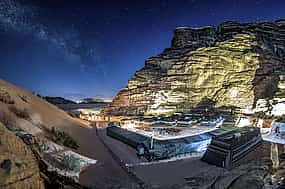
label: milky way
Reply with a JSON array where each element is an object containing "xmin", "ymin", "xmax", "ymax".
[
  {"xmin": 1, "ymin": 0, "xmax": 285, "ymax": 99},
  {"xmin": 0, "ymin": 0, "xmax": 91, "ymax": 71}
]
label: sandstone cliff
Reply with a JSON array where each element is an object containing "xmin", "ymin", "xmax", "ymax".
[{"xmin": 104, "ymin": 20, "xmax": 285, "ymax": 116}]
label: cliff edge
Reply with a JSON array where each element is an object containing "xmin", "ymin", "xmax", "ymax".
[{"xmin": 104, "ymin": 20, "xmax": 285, "ymax": 116}]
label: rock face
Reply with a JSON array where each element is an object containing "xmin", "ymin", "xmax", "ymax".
[
  {"xmin": 104, "ymin": 20, "xmax": 285, "ymax": 116},
  {"xmin": 181, "ymin": 161, "xmax": 273, "ymax": 189},
  {"xmin": 0, "ymin": 122, "xmax": 45, "ymax": 189}
]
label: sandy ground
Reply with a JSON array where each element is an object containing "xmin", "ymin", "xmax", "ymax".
[
  {"xmin": 0, "ymin": 79, "xmax": 88, "ymax": 132},
  {"xmin": 96, "ymin": 127, "xmax": 148, "ymax": 164},
  {"xmin": 129, "ymin": 142, "xmax": 271, "ymax": 189},
  {"xmin": 65, "ymin": 119, "xmax": 272, "ymax": 189},
  {"xmin": 0, "ymin": 80, "xmax": 141, "ymax": 188},
  {"xmin": 0, "ymin": 80, "xmax": 275, "ymax": 189},
  {"xmin": 74, "ymin": 118, "xmax": 92, "ymax": 128},
  {"xmin": 63, "ymin": 122, "xmax": 142, "ymax": 189},
  {"xmin": 131, "ymin": 157, "xmax": 223, "ymax": 189}
]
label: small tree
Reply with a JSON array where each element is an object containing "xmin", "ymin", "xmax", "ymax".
[
  {"xmin": 51, "ymin": 128, "xmax": 79, "ymax": 149},
  {"xmin": 9, "ymin": 106, "xmax": 30, "ymax": 120}
]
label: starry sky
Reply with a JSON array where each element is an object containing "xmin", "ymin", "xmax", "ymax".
[{"xmin": 0, "ymin": 0, "xmax": 285, "ymax": 101}]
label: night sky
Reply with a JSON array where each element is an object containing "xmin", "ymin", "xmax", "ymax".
[{"xmin": 0, "ymin": 0, "xmax": 285, "ymax": 101}]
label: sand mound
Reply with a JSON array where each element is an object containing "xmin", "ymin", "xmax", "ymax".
[{"xmin": 0, "ymin": 79, "xmax": 87, "ymax": 135}]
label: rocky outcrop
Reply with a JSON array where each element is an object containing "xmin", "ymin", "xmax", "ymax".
[
  {"xmin": 0, "ymin": 122, "xmax": 45, "ymax": 189},
  {"xmin": 104, "ymin": 20, "xmax": 285, "ymax": 116},
  {"xmin": 182, "ymin": 161, "xmax": 273, "ymax": 189}
]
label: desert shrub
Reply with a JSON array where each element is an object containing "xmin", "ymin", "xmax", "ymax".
[
  {"xmin": 51, "ymin": 127, "xmax": 79, "ymax": 149},
  {"xmin": 62, "ymin": 154, "xmax": 81, "ymax": 172},
  {"xmin": 9, "ymin": 106, "xmax": 30, "ymax": 120}
]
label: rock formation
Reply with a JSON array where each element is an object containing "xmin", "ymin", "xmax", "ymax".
[
  {"xmin": 0, "ymin": 80, "xmax": 92, "ymax": 189},
  {"xmin": 104, "ymin": 20, "xmax": 285, "ymax": 116},
  {"xmin": 0, "ymin": 122, "xmax": 45, "ymax": 189}
]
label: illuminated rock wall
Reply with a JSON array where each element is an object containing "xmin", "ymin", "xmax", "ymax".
[{"xmin": 104, "ymin": 20, "xmax": 285, "ymax": 116}]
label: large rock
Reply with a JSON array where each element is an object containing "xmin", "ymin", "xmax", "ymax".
[
  {"xmin": 104, "ymin": 20, "xmax": 285, "ymax": 116},
  {"xmin": 0, "ymin": 122, "xmax": 45, "ymax": 189}
]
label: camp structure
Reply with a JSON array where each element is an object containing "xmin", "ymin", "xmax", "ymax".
[
  {"xmin": 202, "ymin": 127, "xmax": 262, "ymax": 169},
  {"xmin": 262, "ymin": 121, "xmax": 285, "ymax": 168},
  {"xmin": 106, "ymin": 123, "xmax": 212, "ymax": 161}
]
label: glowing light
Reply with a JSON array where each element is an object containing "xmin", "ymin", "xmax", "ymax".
[
  {"xmin": 230, "ymin": 88, "xmax": 239, "ymax": 98},
  {"xmin": 236, "ymin": 117, "xmax": 252, "ymax": 127},
  {"xmin": 122, "ymin": 120, "xmax": 136, "ymax": 128}
]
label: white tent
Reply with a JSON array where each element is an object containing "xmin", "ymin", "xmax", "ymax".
[{"xmin": 262, "ymin": 121, "xmax": 285, "ymax": 144}]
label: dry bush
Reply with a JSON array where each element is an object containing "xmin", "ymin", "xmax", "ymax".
[
  {"xmin": 9, "ymin": 106, "xmax": 30, "ymax": 120},
  {"xmin": 51, "ymin": 127, "xmax": 79, "ymax": 149}
]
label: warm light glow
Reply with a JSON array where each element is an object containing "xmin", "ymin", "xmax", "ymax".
[{"xmin": 230, "ymin": 88, "xmax": 239, "ymax": 98}]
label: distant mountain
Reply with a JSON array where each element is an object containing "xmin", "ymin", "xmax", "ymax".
[
  {"xmin": 79, "ymin": 97, "xmax": 111, "ymax": 104},
  {"xmin": 62, "ymin": 93, "xmax": 113, "ymax": 104},
  {"xmin": 43, "ymin": 96, "xmax": 77, "ymax": 105}
]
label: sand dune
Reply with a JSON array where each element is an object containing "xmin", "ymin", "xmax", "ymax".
[{"xmin": 0, "ymin": 79, "xmax": 87, "ymax": 134}]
